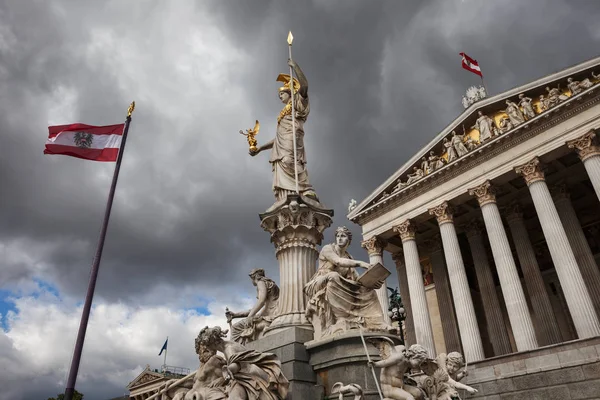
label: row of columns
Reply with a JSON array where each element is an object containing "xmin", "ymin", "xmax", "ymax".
[{"xmin": 363, "ymin": 130, "xmax": 600, "ymax": 362}]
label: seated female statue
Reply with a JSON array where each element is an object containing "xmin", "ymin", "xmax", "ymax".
[{"xmin": 304, "ymin": 226, "xmax": 393, "ymax": 338}]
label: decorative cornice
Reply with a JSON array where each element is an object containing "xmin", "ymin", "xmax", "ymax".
[
  {"xmin": 351, "ymin": 90, "xmax": 600, "ymax": 226},
  {"xmin": 428, "ymin": 202, "xmax": 454, "ymax": 225},
  {"xmin": 361, "ymin": 236, "xmax": 386, "ymax": 256},
  {"xmin": 393, "ymin": 220, "xmax": 417, "ymax": 242},
  {"xmin": 463, "ymin": 219, "xmax": 484, "ymax": 238},
  {"xmin": 550, "ymin": 182, "xmax": 570, "ymax": 202},
  {"xmin": 504, "ymin": 202, "xmax": 524, "ymax": 223},
  {"xmin": 468, "ymin": 180, "xmax": 497, "ymax": 207},
  {"xmin": 566, "ymin": 130, "xmax": 600, "ymax": 161},
  {"xmin": 515, "ymin": 157, "xmax": 545, "ymax": 186}
]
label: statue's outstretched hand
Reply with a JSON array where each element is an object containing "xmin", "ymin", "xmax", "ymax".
[{"xmin": 249, "ymin": 147, "xmax": 260, "ymax": 157}]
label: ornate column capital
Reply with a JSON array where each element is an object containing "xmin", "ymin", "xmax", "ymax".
[
  {"xmin": 463, "ymin": 218, "xmax": 484, "ymax": 238},
  {"xmin": 504, "ymin": 202, "xmax": 524, "ymax": 223},
  {"xmin": 567, "ymin": 130, "xmax": 600, "ymax": 161},
  {"xmin": 361, "ymin": 236, "xmax": 386, "ymax": 256},
  {"xmin": 428, "ymin": 201, "xmax": 454, "ymax": 225},
  {"xmin": 550, "ymin": 182, "xmax": 570, "ymax": 202},
  {"xmin": 468, "ymin": 180, "xmax": 497, "ymax": 207},
  {"xmin": 393, "ymin": 220, "xmax": 417, "ymax": 242},
  {"xmin": 515, "ymin": 157, "xmax": 545, "ymax": 186}
]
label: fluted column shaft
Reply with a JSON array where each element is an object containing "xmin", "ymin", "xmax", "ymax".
[
  {"xmin": 395, "ymin": 221, "xmax": 436, "ymax": 357},
  {"xmin": 505, "ymin": 204, "xmax": 562, "ymax": 346},
  {"xmin": 464, "ymin": 221, "xmax": 512, "ymax": 356},
  {"xmin": 275, "ymin": 245, "xmax": 319, "ymax": 327},
  {"xmin": 568, "ymin": 131, "xmax": 600, "ymax": 202},
  {"xmin": 392, "ymin": 251, "xmax": 417, "ymax": 345},
  {"xmin": 361, "ymin": 237, "xmax": 392, "ymax": 325},
  {"xmin": 516, "ymin": 158, "xmax": 600, "ymax": 338},
  {"xmin": 425, "ymin": 236, "xmax": 462, "ymax": 353},
  {"xmin": 552, "ymin": 185, "xmax": 600, "ymax": 318},
  {"xmin": 469, "ymin": 182, "xmax": 538, "ymax": 351},
  {"xmin": 429, "ymin": 203, "xmax": 485, "ymax": 362}
]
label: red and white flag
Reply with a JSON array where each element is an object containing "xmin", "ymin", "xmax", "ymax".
[
  {"xmin": 459, "ymin": 52, "xmax": 483, "ymax": 77},
  {"xmin": 44, "ymin": 123, "xmax": 125, "ymax": 162}
]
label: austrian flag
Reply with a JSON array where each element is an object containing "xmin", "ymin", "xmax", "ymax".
[
  {"xmin": 44, "ymin": 123, "xmax": 125, "ymax": 162},
  {"xmin": 459, "ymin": 52, "xmax": 483, "ymax": 77}
]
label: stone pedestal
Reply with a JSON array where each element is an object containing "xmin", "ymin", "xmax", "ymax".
[
  {"xmin": 245, "ymin": 327, "xmax": 320, "ymax": 400},
  {"xmin": 306, "ymin": 331, "xmax": 402, "ymax": 400},
  {"xmin": 260, "ymin": 194, "xmax": 333, "ymax": 334}
]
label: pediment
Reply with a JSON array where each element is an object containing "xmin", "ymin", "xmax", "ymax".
[
  {"xmin": 348, "ymin": 55, "xmax": 600, "ymax": 223},
  {"xmin": 127, "ymin": 366, "xmax": 167, "ymax": 389}
]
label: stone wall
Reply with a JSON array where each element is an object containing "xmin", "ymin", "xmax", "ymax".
[{"xmin": 465, "ymin": 337, "xmax": 600, "ymax": 399}]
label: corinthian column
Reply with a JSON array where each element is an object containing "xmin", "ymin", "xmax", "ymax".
[
  {"xmin": 468, "ymin": 181, "xmax": 538, "ymax": 351},
  {"xmin": 551, "ymin": 184, "xmax": 600, "ymax": 318},
  {"xmin": 515, "ymin": 158, "xmax": 600, "ymax": 338},
  {"xmin": 260, "ymin": 195, "xmax": 333, "ymax": 334},
  {"xmin": 361, "ymin": 236, "xmax": 392, "ymax": 325},
  {"xmin": 567, "ymin": 131, "xmax": 600, "ymax": 202},
  {"xmin": 423, "ymin": 234, "xmax": 462, "ymax": 353},
  {"xmin": 429, "ymin": 202, "xmax": 485, "ymax": 362},
  {"xmin": 505, "ymin": 203, "xmax": 562, "ymax": 346},
  {"xmin": 392, "ymin": 250, "xmax": 417, "ymax": 345},
  {"xmin": 463, "ymin": 219, "xmax": 512, "ymax": 356},
  {"xmin": 393, "ymin": 220, "xmax": 436, "ymax": 357}
]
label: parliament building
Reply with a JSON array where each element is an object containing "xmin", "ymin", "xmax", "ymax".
[{"xmin": 349, "ymin": 56, "xmax": 600, "ymax": 398}]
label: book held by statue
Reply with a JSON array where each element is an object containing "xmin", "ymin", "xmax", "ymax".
[{"xmin": 357, "ymin": 263, "xmax": 391, "ymax": 289}]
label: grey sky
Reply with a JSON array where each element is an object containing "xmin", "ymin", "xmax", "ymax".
[{"xmin": 1, "ymin": 0, "xmax": 600, "ymax": 398}]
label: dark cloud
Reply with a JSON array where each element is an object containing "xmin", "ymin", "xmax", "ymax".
[{"xmin": 1, "ymin": 1, "xmax": 600, "ymax": 397}]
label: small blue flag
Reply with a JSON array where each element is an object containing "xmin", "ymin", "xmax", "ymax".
[{"xmin": 158, "ymin": 338, "xmax": 168, "ymax": 356}]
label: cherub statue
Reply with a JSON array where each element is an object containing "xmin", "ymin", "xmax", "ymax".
[
  {"xmin": 239, "ymin": 120, "xmax": 260, "ymax": 152},
  {"xmin": 331, "ymin": 382, "xmax": 364, "ymax": 400},
  {"xmin": 422, "ymin": 352, "xmax": 478, "ymax": 400},
  {"xmin": 225, "ymin": 269, "xmax": 279, "ymax": 345},
  {"xmin": 368, "ymin": 338, "xmax": 430, "ymax": 400}
]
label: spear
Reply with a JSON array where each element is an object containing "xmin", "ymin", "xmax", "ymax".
[
  {"xmin": 287, "ymin": 31, "xmax": 300, "ymax": 194},
  {"xmin": 359, "ymin": 327, "xmax": 384, "ymax": 400}
]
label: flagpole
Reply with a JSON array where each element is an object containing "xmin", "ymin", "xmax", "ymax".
[
  {"xmin": 164, "ymin": 336, "xmax": 168, "ymax": 371},
  {"xmin": 63, "ymin": 101, "xmax": 135, "ymax": 400},
  {"xmin": 287, "ymin": 31, "xmax": 299, "ymax": 194}
]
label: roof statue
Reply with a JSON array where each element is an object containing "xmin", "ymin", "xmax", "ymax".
[{"xmin": 461, "ymin": 85, "xmax": 487, "ymax": 109}]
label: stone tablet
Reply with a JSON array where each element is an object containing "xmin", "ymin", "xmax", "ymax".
[{"xmin": 357, "ymin": 263, "xmax": 391, "ymax": 289}]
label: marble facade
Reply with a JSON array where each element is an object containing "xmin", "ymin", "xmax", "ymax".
[{"xmin": 348, "ymin": 56, "xmax": 600, "ymax": 366}]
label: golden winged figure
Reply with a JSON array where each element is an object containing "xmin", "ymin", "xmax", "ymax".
[{"xmin": 239, "ymin": 120, "xmax": 260, "ymax": 152}]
